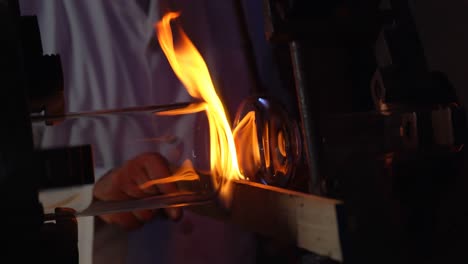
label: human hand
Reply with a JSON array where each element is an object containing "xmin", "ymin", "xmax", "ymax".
[{"xmin": 93, "ymin": 152, "xmax": 182, "ymax": 230}]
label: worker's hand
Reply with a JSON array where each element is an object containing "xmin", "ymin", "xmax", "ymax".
[{"xmin": 93, "ymin": 152, "xmax": 182, "ymax": 230}]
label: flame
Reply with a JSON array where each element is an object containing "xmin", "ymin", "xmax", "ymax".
[
  {"xmin": 141, "ymin": 12, "xmax": 246, "ymax": 204},
  {"xmin": 139, "ymin": 160, "xmax": 199, "ymax": 189}
]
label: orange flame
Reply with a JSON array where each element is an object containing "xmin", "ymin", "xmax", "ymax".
[
  {"xmin": 139, "ymin": 160, "xmax": 199, "ymax": 189},
  {"xmin": 141, "ymin": 12, "xmax": 246, "ymax": 204}
]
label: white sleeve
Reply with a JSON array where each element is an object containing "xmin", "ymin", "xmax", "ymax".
[
  {"xmin": 38, "ymin": 165, "xmax": 111, "ymax": 264},
  {"xmin": 39, "ymin": 185, "xmax": 93, "ymax": 264}
]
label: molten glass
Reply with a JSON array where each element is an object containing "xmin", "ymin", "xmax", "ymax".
[{"xmin": 233, "ymin": 96, "xmax": 302, "ymax": 187}]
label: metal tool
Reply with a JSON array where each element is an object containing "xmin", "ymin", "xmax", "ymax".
[
  {"xmin": 31, "ymin": 101, "xmax": 194, "ymax": 123},
  {"xmin": 77, "ymin": 172, "xmax": 219, "ymax": 217},
  {"xmin": 77, "ymin": 192, "xmax": 214, "ymax": 217}
]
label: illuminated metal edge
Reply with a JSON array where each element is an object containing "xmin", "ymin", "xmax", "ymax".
[{"xmin": 189, "ymin": 180, "xmax": 344, "ymax": 262}]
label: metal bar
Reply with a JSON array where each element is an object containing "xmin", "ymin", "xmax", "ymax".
[
  {"xmin": 289, "ymin": 41, "xmax": 323, "ymax": 195},
  {"xmin": 30, "ymin": 101, "xmax": 193, "ymax": 123},
  {"xmin": 190, "ymin": 179, "xmax": 343, "ymax": 261},
  {"xmin": 77, "ymin": 192, "xmax": 214, "ymax": 217}
]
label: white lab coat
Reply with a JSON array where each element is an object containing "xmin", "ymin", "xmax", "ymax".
[{"xmin": 19, "ymin": 1, "xmax": 255, "ymax": 263}]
